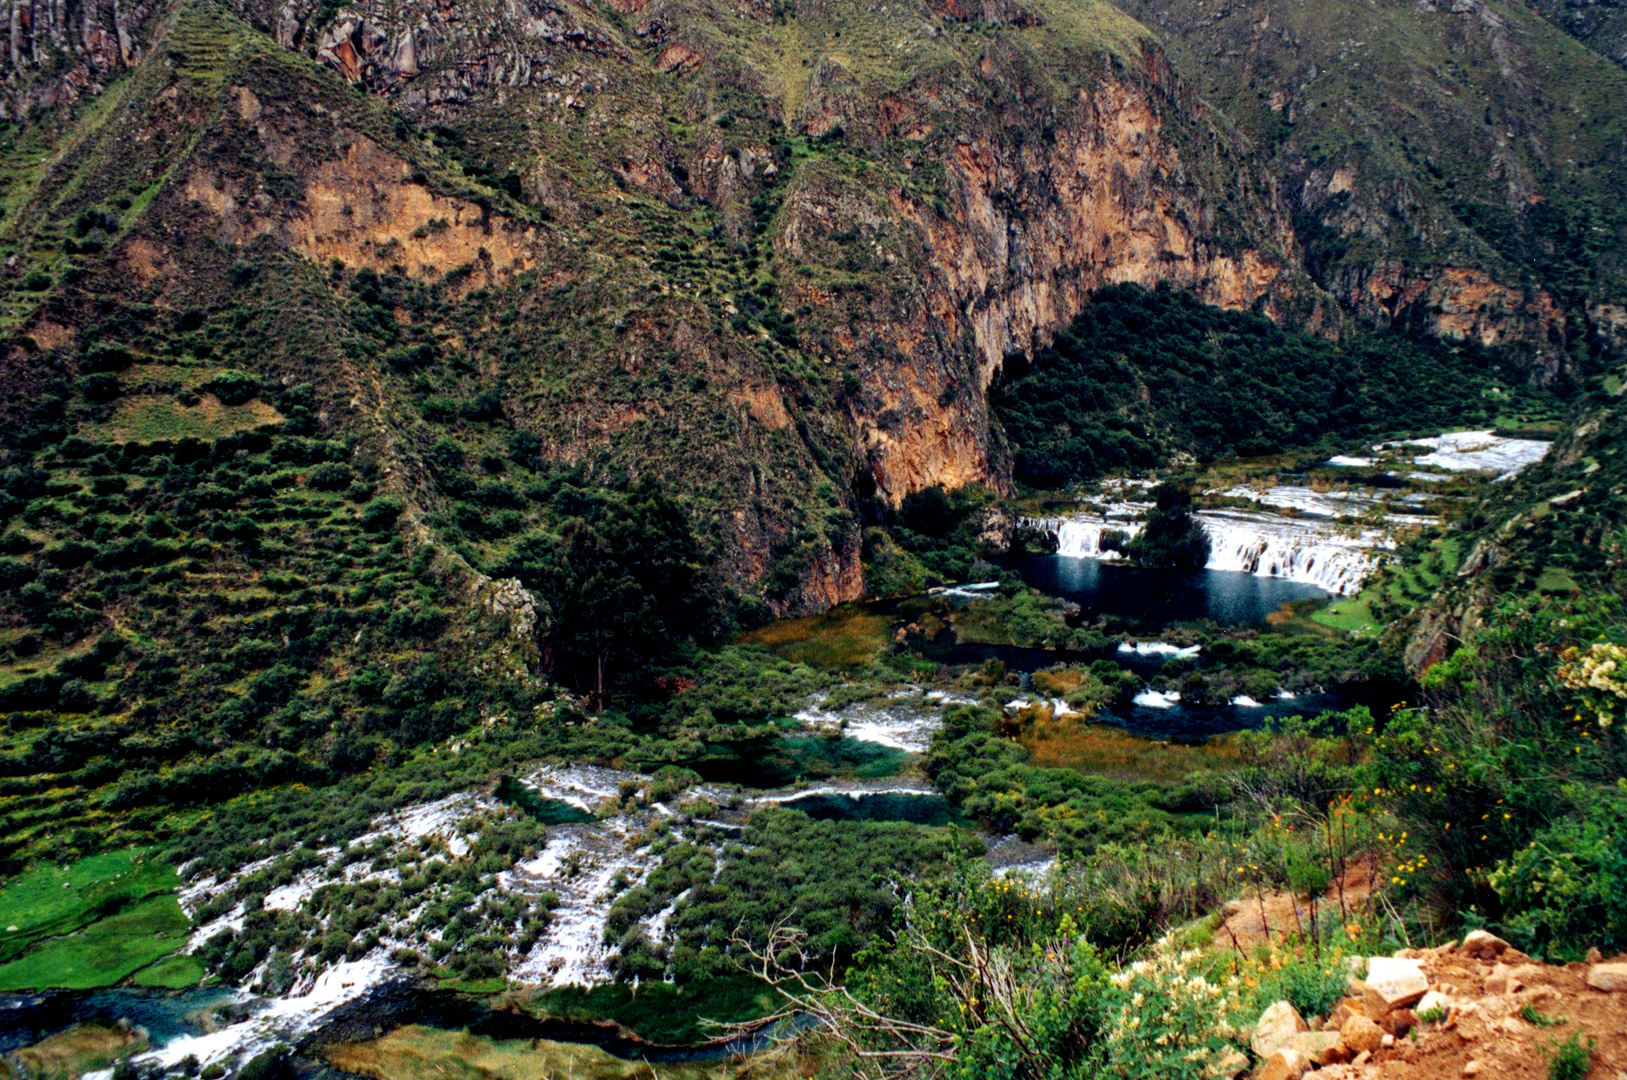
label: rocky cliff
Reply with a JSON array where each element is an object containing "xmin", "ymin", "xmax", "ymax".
[{"xmin": 0, "ymin": 0, "xmax": 1623, "ymax": 611}]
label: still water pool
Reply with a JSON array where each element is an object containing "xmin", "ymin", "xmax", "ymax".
[{"xmin": 1006, "ymin": 553, "xmax": 1331, "ymax": 627}]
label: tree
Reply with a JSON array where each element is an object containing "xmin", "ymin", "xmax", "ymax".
[
  {"xmin": 1117, "ymin": 482, "xmax": 1211, "ymax": 570},
  {"xmin": 522, "ymin": 479, "xmax": 711, "ymax": 705}
]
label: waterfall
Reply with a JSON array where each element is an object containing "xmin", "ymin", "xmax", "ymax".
[
  {"xmin": 1024, "ymin": 508, "xmax": 1390, "ymax": 596},
  {"xmin": 1026, "ymin": 515, "xmax": 1141, "ymax": 559},
  {"xmin": 1198, "ymin": 509, "xmax": 1384, "ymax": 596}
]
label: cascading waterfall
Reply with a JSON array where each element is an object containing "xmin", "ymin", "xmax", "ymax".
[
  {"xmin": 1028, "ymin": 517, "xmax": 1145, "ymax": 559},
  {"xmin": 1024, "ymin": 508, "xmax": 1389, "ymax": 596},
  {"xmin": 1198, "ymin": 509, "xmax": 1384, "ymax": 596}
]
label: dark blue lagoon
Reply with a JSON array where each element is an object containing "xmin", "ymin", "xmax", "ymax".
[{"xmin": 1007, "ymin": 553, "xmax": 1330, "ymax": 627}]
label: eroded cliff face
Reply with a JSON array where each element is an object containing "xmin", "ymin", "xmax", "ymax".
[
  {"xmin": 2, "ymin": 0, "xmax": 1619, "ymax": 615},
  {"xmin": 1115, "ymin": 0, "xmax": 1627, "ymax": 377},
  {"xmin": 767, "ymin": 66, "xmax": 1294, "ymax": 503},
  {"xmin": 0, "ymin": 0, "xmax": 155, "ymax": 116}
]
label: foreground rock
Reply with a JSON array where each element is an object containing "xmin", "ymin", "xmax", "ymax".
[
  {"xmin": 1254, "ymin": 1000, "xmax": 1311, "ymax": 1057},
  {"xmin": 1586, "ymin": 962, "xmax": 1627, "ymax": 992},
  {"xmin": 1360, "ymin": 956, "xmax": 1429, "ymax": 1019},
  {"xmin": 1243, "ymin": 942, "xmax": 1627, "ymax": 1080}
]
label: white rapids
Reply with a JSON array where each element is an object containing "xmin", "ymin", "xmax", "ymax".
[
  {"xmin": 795, "ymin": 690, "xmax": 946, "ymax": 752},
  {"xmin": 503, "ymin": 817, "xmax": 650, "ymax": 987},
  {"xmin": 1394, "ymin": 430, "xmax": 1551, "ymax": 480},
  {"xmin": 1030, "ymin": 509, "xmax": 1389, "ymax": 595},
  {"xmin": 1199, "ymin": 509, "xmax": 1387, "ymax": 596},
  {"xmin": 101, "ymin": 958, "xmax": 395, "ymax": 1077},
  {"xmin": 1325, "ymin": 430, "xmax": 1552, "ymax": 481}
]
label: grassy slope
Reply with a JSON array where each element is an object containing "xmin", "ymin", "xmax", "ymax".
[
  {"xmin": 325, "ymin": 1025, "xmax": 809, "ymax": 1080},
  {"xmin": 1312, "ymin": 538, "xmax": 1462, "ymax": 637},
  {"xmin": 0, "ymin": 847, "xmax": 192, "ymax": 991},
  {"xmin": 0, "ymin": 847, "xmax": 179, "ymax": 962},
  {"xmin": 1113, "ymin": 0, "xmax": 1627, "ymax": 309}
]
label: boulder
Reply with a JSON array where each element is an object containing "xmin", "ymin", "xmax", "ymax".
[
  {"xmin": 1381, "ymin": 1008, "xmax": 1417, "ymax": 1038},
  {"xmin": 1362, "ymin": 956, "xmax": 1429, "ymax": 1018},
  {"xmin": 1484, "ymin": 964, "xmax": 1521, "ymax": 995},
  {"xmin": 1328, "ymin": 997, "xmax": 1365, "ymax": 1028},
  {"xmin": 1318, "ymin": 1043, "xmax": 1353, "ymax": 1067},
  {"xmin": 1256, "ymin": 1048, "xmax": 1309, "ymax": 1080},
  {"xmin": 1459, "ymin": 929, "xmax": 1510, "ymax": 961},
  {"xmin": 1586, "ymin": 962, "xmax": 1627, "ymax": 991},
  {"xmin": 1415, "ymin": 990, "xmax": 1451, "ymax": 1020},
  {"xmin": 1340, "ymin": 1015, "xmax": 1385, "ymax": 1056},
  {"xmin": 1286, "ymin": 1032, "xmax": 1341, "ymax": 1063},
  {"xmin": 1252, "ymin": 1000, "xmax": 1309, "ymax": 1057},
  {"xmin": 1210, "ymin": 1047, "xmax": 1250, "ymax": 1079}
]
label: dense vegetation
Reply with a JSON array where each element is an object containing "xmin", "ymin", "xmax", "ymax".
[
  {"xmin": 990, "ymin": 283, "xmax": 1568, "ymax": 489},
  {"xmin": 1102, "ymin": 481, "xmax": 1210, "ymax": 570},
  {"xmin": 788, "ymin": 337, "xmax": 1627, "ymax": 1077}
]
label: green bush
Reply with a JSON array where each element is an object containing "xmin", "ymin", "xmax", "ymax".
[
  {"xmin": 1545, "ymin": 1031, "xmax": 1594, "ymax": 1080},
  {"xmin": 1255, "ymin": 955, "xmax": 1348, "ymax": 1021},
  {"xmin": 306, "ymin": 462, "xmax": 352, "ymax": 490},
  {"xmin": 76, "ymin": 374, "xmax": 122, "ymax": 402},
  {"xmin": 1488, "ymin": 783, "xmax": 1627, "ymax": 959},
  {"xmin": 201, "ymin": 370, "xmax": 262, "ymax": 406},
  {"xmin": 358, "ymin": 497, "xmax": 403, "ymax": 532}
]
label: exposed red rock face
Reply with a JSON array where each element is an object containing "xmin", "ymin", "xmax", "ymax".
[{"xmin": 0, "ymin": 0, "xmax": 1607, "ymax": 614}]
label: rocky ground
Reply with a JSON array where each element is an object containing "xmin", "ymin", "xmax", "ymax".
[{"xmin": 1248, "ymin": 931, "xmax": 1627, "ymax": 1080}]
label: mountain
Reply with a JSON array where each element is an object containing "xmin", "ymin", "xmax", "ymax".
[
  {"xmin": 1521, "ymin": 0, "xmax": 1627, "ymax": 68},
  {"xmin": 0, "ymin": 0, "xmax": 1624, "ymax": 867},
  {"xmin": 3, "ymin": 0, "xmax": 1623, "ymax": 606}
]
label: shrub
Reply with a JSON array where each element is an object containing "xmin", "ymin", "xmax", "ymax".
[
  {"xmin": 1254, "ymin": 955, "xmax": 1348, "ymax": 1021},
  {"xmin": 1488, "ymin": 783, "xmax": 1627, "ymax": 959},
  {"xmin": 306, "ymin": 463, "xmax": 352, "ymax": 490},
  {"xmin": 202, "ymin": 370, "xmax": 262, "ymax": 406},
  {"xmin": 76, "ymin": 373, "xmax": 122, "ymax": 401},
  {"xmin": 1545, "ymin": 1031, "xmax": 1594, "ymax": 1080},
  {"xmin": 359, "ymin": 497, "xmax": 403, "ymax": 532}
]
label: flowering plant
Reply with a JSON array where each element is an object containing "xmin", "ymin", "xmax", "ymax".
[
  {"xmin": 1557, "ymin": 641, "xmax": 1627, "ymax": 728},
  {"xmin": 1098, "ymin": 946, "xmax": 1248, "ymax": 1080}
]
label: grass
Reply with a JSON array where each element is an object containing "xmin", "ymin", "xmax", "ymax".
[
  {"xmin": 1312, "ymin": 538, "xmax": 1461, "ymax": 637},
  {"xmin": 1535, "ymin": 566, "xmax": 1581, "ymax": 594},
  {"xmin": 735, "ymin": 605, "xmax": 890, "ymax": 668},
  {"xmin": 96, "ymin": 394, "xmax": 282, "ymax": 443},
  {"xmin": 324, "ymin": 1025, "xmax": 808, "ymax": 1080},
  {"xmin": 130, "ymin": 950, "xmax": 207, "ymax": 988},
  {"xmin": 1, "ymin": 1021, "xmax": 147, "ymax": 1080},
  {"xmin": 1020, "ymin": 723, "xmax": 1242, "ymax": 784},
  {"xmin": 0, "ymin": 847, "xmax": 180, "ymax": 963},
  {"xmin": 1545, "ymin": 1031, "xmax": 1595, "ymax": 1080},
  {"xmin": 529, "ymin": 977, "xmax": 782, "ymax": 1046},
  {"xmin": 0, "ymin": 894, "xmax": 191, "ymax": 990},
  {"xmin": 431, "ymin": 974, "xmax": 508, "ymax": 995}
]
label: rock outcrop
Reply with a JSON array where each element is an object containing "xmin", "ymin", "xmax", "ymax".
[
  {"xmin": 2, "ymin": 0, "xmax": 1622, "ymax": 613},
  {"xmin": 1241, "ymin": 940, "xmax": 1627, "ymax": 1080}
]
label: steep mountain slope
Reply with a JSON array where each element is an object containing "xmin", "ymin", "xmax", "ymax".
[
  {"xmin": 1113, "ymin": 0, "xmax": 1627, "ymax": 372},
  {"xmin": 1522, "ymin": 0, "xmax": 1627, "ymax": 68},
  {"xmin": 0, "ymin": 0, "xmax": 1329, "ymax": 615},
  {"xmin": 0, "ymin": 0, "xmax": 1624, "ymax": 873}
]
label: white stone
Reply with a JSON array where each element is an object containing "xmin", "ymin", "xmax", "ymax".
[
  {"xmin": 1362, "ymin": 956, "xmax": 1429, "ymax": 1018},
  {"xmin": 1415, "ymin": 990, "xmax": 1451, "ymax": 1020},
  {"xmin": 1587, "ymin": 962, "xmax": 1627, "ymax": 991},
  {"xmin": 1459, "ymin": 929, "xmax": 1510, "ymax": 958},
  {"xmin": 1252, "ymin": 1000, "xmax": 1309, "ymax": 1057}
]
